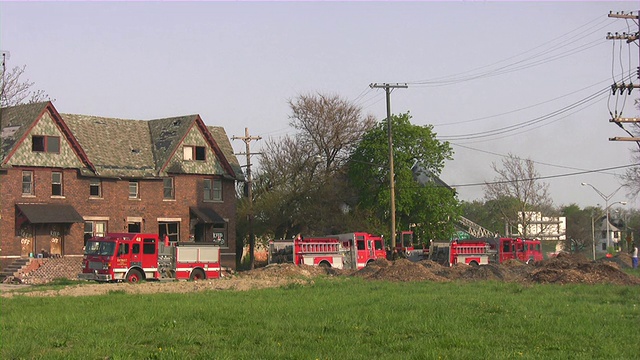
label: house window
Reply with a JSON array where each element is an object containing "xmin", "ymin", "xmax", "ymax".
[
  {"xmin": 51, "ymin": 172, "xmax": 63, "ymax": 196},
  {"xmin": 163, "ymin": 178, "xmax": 174, "ymax": 199},
  {"xmin": 204, "ymin": 178, "xmax": 222, "ymax": 201},
  {"xmin": 183, "ymin": 145, "xmax": 206, "ymax": 161},
  {"xmin": 203, "ymin": 179, "xmax": 212, "ymax": 201},
  {"xmin": 22, "ymin": 171, "xmax": 34, "ymax": 196},
  {"xmin": 84, "ymin": 221, "xmax": 107, "ymax": 246},
  {"xmin": 129, "ymin": 180, "xmax": 139, "ymax": 199},
  {"xmin": 32, "ymin": 135, "xmax": 60, "ymax": 153},
  {"xmin": 128, "ymin": 222, "xmax": 141, "ymax": 233},
  {"xmin": 213, "ymin": 179, "xmax": 222, "ymax": 201},
  {"xmin": 602, "ymin": 243, "xmax": 607, "ymax": 251},
  {"xmin": 159, "ymin": 222, "xmax": 180, "ymax": 242},
  {"xmin": 89, "ymin": 179, "xmax": 102, "ymax": 198}
]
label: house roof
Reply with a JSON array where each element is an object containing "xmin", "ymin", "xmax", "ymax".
[
  {"xmin": 208, "ymin": 126, "xmax": 244, "ymax": 181},
  {"xmin": 63, "ymin": 114, "xmax": 157, "ymax": 178},
  {"xmin": 1, "ymin": 102, "xmax": 243, "ymax": 180}
]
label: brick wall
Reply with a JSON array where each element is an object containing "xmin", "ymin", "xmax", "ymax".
[{"xmin": 1, "ymin": 168, "xmax": 238, "ymax": 269}]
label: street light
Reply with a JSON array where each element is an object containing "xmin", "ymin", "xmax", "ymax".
[
  {"xmin": 581, "ymin": 182, "xmax": 627, "ymax": 252},
  {"xmin": 590, "ymin": 205, "xmax": 601, "ymax": 261}
]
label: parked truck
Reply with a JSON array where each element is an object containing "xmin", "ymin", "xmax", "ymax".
[
  {"xmin": 268, "ymin": 232, "xmax": 386, "ymax": 270},
  {"xmin": 394, "ymin": 230, "xmax": 429, "ymax": 261},
  {"xmin": 79, "ymin": 233, "xmax": 221, "ymax": 283},
  {"xmin": 429, "ymin": 237, "xmax": 543, "ymax": 266}
]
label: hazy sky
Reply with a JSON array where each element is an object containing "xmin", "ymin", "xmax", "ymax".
[{"xmin": 1, "ymin": 1, "xmax": 638, "ymax": 210}]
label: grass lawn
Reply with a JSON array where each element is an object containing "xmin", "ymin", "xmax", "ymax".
[{"xmin": 1, "ymin": 278, "xmax": 639, "ymax": 359}]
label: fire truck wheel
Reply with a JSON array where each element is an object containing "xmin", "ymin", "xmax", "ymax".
[
  {"xmin": 526, "ymin": 258, "xmax": 535, "ymax": 265},
  {"xmin": 189, "ymin": 269, "xmax": 206, "ymax": 281},
  {"xmin": 469, "ymin": 261, "xmax": 479, "ymax": 267},
  {"xmin": 126, "ymin": 269, "xmax": 143, "ymax": 283}
]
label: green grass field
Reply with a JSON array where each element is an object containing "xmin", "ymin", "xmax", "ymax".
[{"xmin": 2, "ymin": 278, "xmax": 639, "ymax": 359}]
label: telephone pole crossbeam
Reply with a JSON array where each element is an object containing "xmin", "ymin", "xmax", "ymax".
[
  {"xmin": 231, "ymin": 128, "xmax": 261, "ymax": 269},
  {"xmin": 369, "ymin": 83, "xmax": 408, "ymax": 252}
]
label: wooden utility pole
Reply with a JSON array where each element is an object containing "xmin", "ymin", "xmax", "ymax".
[
  {"xmin": 369, "ymin": 83, "xmax": 407, "ymax": 251},
  {"xmin": 606, "ymin": 11, "xmax": 640, "ymax": 145},
  {"xmin": 232, "ymin": 128, "xmax": 261, "ymax": 269}
]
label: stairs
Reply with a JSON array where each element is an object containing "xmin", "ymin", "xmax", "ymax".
[
  {"xmin": 0, "ymin": 258, "xmax": 32, "ymax": 282},
  {"xmin": 1, "ymin": 257, "xmax": 83, "ymax": 284},
  {"xmin": 20, "ymin": 257, "xmax": 83, "ymax": 284}
]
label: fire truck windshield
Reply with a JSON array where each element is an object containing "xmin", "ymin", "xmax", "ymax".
[{"xmin": 84, "ymin": 241, "xmax": 116, "ymax": 256}]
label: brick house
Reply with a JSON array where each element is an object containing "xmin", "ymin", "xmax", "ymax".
[{"xmin": 0, "ymin": 102, "xmax": 244, "ymax": 270}]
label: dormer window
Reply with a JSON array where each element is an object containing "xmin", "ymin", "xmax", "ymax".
[
  {"xmin": 32, "ymin": 135, "xmax": 60, "ymax": 153},
  {"xmin": 183, "ymin": 145, "xmax": 206, "ymax": 161}
]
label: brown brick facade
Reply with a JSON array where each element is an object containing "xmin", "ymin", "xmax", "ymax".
[
  {"xmin": 1, "ymin": 102, "xmax": 243, "ymax": 271},
  {"xmin": 1, "ymin": 167, "xmax": 238, "ymax": 269}
]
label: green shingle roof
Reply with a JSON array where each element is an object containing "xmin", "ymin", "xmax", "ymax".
[{"xmin": 0, "ymin": 101, "xmax": 243, "ymax": 181}]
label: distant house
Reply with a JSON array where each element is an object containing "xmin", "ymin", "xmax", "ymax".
[
  {"xmin": 593, "ymin": 216, "xmax": 625, "ymax": 255},
  {"xmin": 0, "ymin": 102, "xmax": 244, "ymax": 270}
]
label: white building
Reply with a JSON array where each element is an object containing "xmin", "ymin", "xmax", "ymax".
[{"xmin": 594, "ymin": 216, "xmax": 625, "ymax": 255}]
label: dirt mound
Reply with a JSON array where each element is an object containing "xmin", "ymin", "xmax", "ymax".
[
  {"xmin": 237, "ymin": 263, "xmax": 334, "ymax": 280},
  {"xmin": 2, "ymin": 253, "xmax": 637, "ymax": 298},
  {"xmin": 529, "ymin": 253, "xmax": 639, "ymax": 285},
  {"xmin": 353, "ymin": 258, "xmax": 448, "ymax": 282},
  {"xmin": 601, "ymin": 252, "xmax": 633, "ymax": 269},
  {"xmin": 351, "ymin": 252, "xmax": 638, "ymax": 285}
]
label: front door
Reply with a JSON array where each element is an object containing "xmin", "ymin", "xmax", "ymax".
[
  {"xmin": 20, "ymin": 224, "xmax": 34, "ymax": 257},
  {"xmin": 50, "ymin": 225, "xmax": 63, "ymax": 256}
]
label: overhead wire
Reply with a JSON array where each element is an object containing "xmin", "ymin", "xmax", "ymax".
[
  {"xmin": 451, "ymin": 143, "xmax": 621, "ymax": 176},
  {"xmin": 432, "ymin": 76, "xmax": 614, "ymax": 127},
  {"xmin": 407, "ymin": 16, "xmax": 616, "ymax": 87},
  {"xmin": 436, "ymin": 86, "xmax": 611, "ymax": 141},
  {"xmin": 449, "ymin": 163, "xmax": 638, "ymax": 188}
]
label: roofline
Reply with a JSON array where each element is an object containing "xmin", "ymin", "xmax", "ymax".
[{"xmin": 48, "ymin": 103, "xmax": 97, "ymax": 173}]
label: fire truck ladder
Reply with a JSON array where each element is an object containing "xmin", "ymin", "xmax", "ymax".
[{"xmin": 456, "ymin": 216, "xmax": 498, "ymax": 238}]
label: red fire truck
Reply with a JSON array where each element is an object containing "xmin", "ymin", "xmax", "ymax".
[
  {"xmin": 429, "ymin": 237, "xmax": 543, "ymax": 266},
  {"xmin": 79, "ymin": 233, "xmax": 221, "ymax": 283},
  {"xmin": 268, "ymin": 232, "xmax": 386, "ymax": 270},
  {"xmin": 394, "ymin": 230, "xmax": 429, "ymax": 261}
]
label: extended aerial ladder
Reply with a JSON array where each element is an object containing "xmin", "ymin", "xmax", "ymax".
[{"xmin": 411, "ymin": 163, "xmax": 498, "ymax": 239}]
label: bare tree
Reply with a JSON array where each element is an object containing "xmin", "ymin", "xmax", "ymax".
[
  {"xmin": 252, "ymin": 93, "xmax": 375, "ymax": 239},
  {"xmin": 288, "ymin": 93, "xmax": 376, "ymax": 173},
  {"xmin": 1, "ymin": 54, "xmax": 51, "ymax": 107},
  {"xmin": 484, "ymin": 153, "xmax": 553, "ymax": 238}
]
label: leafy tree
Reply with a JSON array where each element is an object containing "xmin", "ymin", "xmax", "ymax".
[
  {"xmin": 561, "ymin": 204, "xmax": 597, "ymax": 255},
  {"xmin": 484, "ymin": 153, "xmax": 553, "ymax": 237},
  {"xmin": 250, "ymin": 93, "xmax": 375, "ymax": 240},
  {"xmin": 1, "ymin": 56, "xmax": 51, "ymax": 107},
  {"xmin": 348, "ymin": 112, "xmax": 458, "ymax": 243}
]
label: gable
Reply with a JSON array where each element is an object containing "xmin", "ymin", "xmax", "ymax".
[
  {"xmin": 164, "ymin": 123, "xmax": 226, "ymax": 175},
  {"xmin": 3, "ymin": 105, "xmax": 86, "ymax": 169}
]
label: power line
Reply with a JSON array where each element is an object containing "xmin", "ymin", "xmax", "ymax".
[
  {"xmin": 449, "ymin": 163, "xmax": 638, "ymax": 189},
  {"xmin": 450, "ymin": 142, "xmax": 621, "ymax": 176},
  {"xmin": 432, "ymin": 75, "xmax": 615, "ymax": 127},
  {"xmin": 437, "ymin": 85, "xmax": 613, "ymax": 141},
  {"xmin": 407, "ymin": 17, "xmax": 619, "ymax": 87}
]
